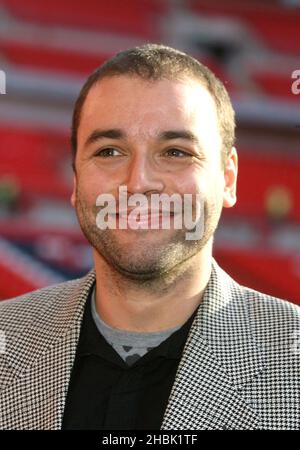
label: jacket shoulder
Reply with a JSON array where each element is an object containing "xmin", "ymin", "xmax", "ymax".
[
  {"xmin": 243, "ymin": 285, "xmax": 300, "ymax": 320},
  {"xmin": 243, "ymin": 285, "xmax": 300, "ymax": 349},
  {"xmin": 0, "ymin": 275, "xmax": 91, "ymax": 332}
]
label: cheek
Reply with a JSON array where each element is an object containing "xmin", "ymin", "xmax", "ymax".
[
  {"xmin": 175, "ymin": 169, "xmax": 206, "ymax": 197},
  {"xmin": 77, "ymin": 166, "xmax": 117, "ymax": 202},
  {"xmin": 176, "ymin": 168, "xmax": 224, "ymax": 211}
]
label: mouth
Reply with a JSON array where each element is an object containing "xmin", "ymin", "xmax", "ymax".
[{"xmin": 113, "ymin": 210, "xmax": 176, "ymax": 228}]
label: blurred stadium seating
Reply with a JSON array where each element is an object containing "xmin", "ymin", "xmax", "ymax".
[{"xmin": 0, "ymin": 0, "xmax": 299, "ymax": 304}]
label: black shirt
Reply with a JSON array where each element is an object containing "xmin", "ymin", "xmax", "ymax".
[{"xmin": 62, "ymin": 287, "xmax": 198, "ymax": 430}]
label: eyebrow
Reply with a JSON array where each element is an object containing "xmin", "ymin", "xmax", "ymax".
[
  {"xmin": 158, "ymin": 130, "xmax": 201, "ymax": 146},
  {"xmin": 84, "ymin": 128, "xmax": 202, "ymax": 148},
  {"xmin": 84, "ymin": 128, "xmax": 124, "ymax": 147}
]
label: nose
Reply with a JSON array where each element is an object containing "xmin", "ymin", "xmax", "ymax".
[{"xmin": 124, "ymin": 152, "xmax": 165, "ymax": 196}]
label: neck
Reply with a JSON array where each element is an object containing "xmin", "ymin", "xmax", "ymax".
[{"xmin": 93, "ymin": 241, "xmax": 213, "ymax": 332}]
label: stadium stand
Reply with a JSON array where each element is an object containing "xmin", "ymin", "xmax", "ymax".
[{"xmin": 0, "ymin": 0, "xmax": 299, "ymax": 303}]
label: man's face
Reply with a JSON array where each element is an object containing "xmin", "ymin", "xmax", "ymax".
[{"xmin": 71, "ymin": 75, "xmax": 237, "ymax": 279}]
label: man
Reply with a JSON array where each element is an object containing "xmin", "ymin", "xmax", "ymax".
[{"xmin": 0, "ymin": 44, "xmax": 299, "ymax": 430}]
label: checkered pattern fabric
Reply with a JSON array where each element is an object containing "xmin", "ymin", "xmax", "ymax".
[{"xmin": 0, "ymin": 259, "xmax": 299, "ymax": 429}]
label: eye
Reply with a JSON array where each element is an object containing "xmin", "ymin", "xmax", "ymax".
[
  {"xmin": 165, "ymin": 148, "xmax": 190, "ymax": 158},
  {"xmin": 95, "ymin": 147, "xmax": 122, "ymax": 157}
]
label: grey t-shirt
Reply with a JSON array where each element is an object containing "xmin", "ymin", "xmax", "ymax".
[{"xmin": 91, "ymin": 285, "xmax": 181, "ymax": 366}]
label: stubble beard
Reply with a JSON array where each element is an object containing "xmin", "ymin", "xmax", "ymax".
[{"xmin": 75, "ymin": 188, "xmax": 222, "ymax": 284}]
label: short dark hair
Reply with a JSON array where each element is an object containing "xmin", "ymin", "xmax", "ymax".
[{"xmin": 71, "ymin": 43, "xmax": 235, "ymax": 170}]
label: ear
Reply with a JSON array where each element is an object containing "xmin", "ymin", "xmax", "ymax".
[
  {"xmin": 223, "ymin": 147, "xmax": 238, "ymax": 208},
  {"xmin": 70, "ymin": 174, "xmax": 77, "ymax": 208}
]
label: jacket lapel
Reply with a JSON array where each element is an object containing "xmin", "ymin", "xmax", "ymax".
[
  {"xmin": 0, "ymin": 270, "xmax": 96, "ymax": 430},
  {"xmin": 161, "ymin": 259, "xmax": 265, "ymax": 430}
]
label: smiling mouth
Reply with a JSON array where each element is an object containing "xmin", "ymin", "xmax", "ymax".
[
  {"xmin": 116, "ymin": 210, "xmax": 175, "ymax": 217},
  {"xmin": 112, "ymin": 210, "xmax": 177, "ymax": 228}
]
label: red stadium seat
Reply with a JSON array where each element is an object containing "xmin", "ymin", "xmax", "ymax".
[
  {"xmin": 0, "ymin": 127, "xmax": 71, "ymax": 199},
  {"xmin": 188, "ymin": 0, "xmax": 300, "ymax": 54},
  {"xmin": 216, "ymin": 247, "xmax": 300, "ymax": 305},
  {"xmin": 230, "ymin": 151, "xmax": 300, "ymax": 221},
  {"xmin": 0, "ymin": 262, "xmax": 38, "ymax": 299},
  {"xmin": 0, "ymin": 39, "xmax": 111, "ymax": 76},
  {"xmin": 3, "ymin": 0, "xmax": 167, "ymax": 38},
  {"xmin": 251, "ymin": 69, "xmax": 299, "ymax": 102}
]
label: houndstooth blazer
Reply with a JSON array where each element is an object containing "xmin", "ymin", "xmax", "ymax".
[{"xmin": 0, "ymin": 258, "xmax": 299, "ymax": 430}]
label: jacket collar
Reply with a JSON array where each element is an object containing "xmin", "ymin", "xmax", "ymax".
[{"xmin": 196, "ymin": 258, "xmax": 265, "ymax": 386}]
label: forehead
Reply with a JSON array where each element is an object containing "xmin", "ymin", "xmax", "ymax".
[{"xmin": 78, "ymin": 75, "xmax": 220, "ymax": 143}]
